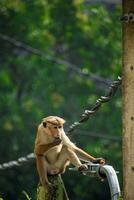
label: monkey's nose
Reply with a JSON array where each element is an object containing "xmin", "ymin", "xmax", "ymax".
[{"xmin": 54, "ymin": 136, "xmax": 60, "ymax": 139}]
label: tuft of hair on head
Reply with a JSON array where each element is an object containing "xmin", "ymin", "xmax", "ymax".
[{"xmin": 42, "ymin": 116, "xmax": 66, "ymax": 127}]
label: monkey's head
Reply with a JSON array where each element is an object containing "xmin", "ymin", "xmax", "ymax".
[{"xmin": 42, "ymin": 116, "xmax": 65, "ymax": 139}]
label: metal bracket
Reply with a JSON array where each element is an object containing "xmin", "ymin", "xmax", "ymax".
[
  {"xmin": 69, "ymin": 164, "xmax": 121, "ymax": 200},
  {"xmin": 120, "ymin": 12, "xmax": 134, "ymax": 23}
]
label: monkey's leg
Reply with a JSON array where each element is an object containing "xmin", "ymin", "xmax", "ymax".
[{"xmin": 55, "ymin": 146, "xmax": 82, "ymax": 170}]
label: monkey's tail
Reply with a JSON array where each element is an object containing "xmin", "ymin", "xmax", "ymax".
[{"xmin": 59, "ymin": 175, "xmax": 70, "ymax": 200}]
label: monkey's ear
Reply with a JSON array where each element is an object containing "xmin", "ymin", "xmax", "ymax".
[{"xmin": 43, "ymin": 122, "xmax": 47, "ymax": 128}]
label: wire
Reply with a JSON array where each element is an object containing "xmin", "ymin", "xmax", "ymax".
[
  {"xmin": 0, "ymin": 33, "xmax": 111, "ymax": 87},
  {"xmin": 67, "ymin": 76, "xmax": 121, "ymax": 134},
  {"xmin": 72, "ymin": 130, "xmax": 121, "ymax": 141}
]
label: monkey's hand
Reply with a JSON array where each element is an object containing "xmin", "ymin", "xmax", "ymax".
[
  {"xmin": 78, "ymin": 164, "xmax": 88, "ymax": 172},
  {"xmin": 47, "ymin": 182, "xmax": 53, "ymax": 188},
  {"xmin": 93, "ymin": 158, "xmax": 105, "ymax": 165},
  {"xmin": 35, "ymin": 139, "xmax": 62, "ymax": 155},
  {"xmin": 53, "ymin": 138, "xmax": 62, "ymax": 146},
  {"xmin": 43, "ymin": 181, "xmax": 53, "ymax": 190}
]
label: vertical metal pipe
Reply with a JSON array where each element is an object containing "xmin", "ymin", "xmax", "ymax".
[
  {"xmin": 99, "ymin": 165, "xmax": 121, "ymax": 200},
  {"xmin": 69, "ymin": 164, "xmax": 121, "ymax": 200}
]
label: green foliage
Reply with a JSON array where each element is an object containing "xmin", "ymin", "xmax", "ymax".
[
  {"xmin": 0, "ymin": 1, "xmax": 122, "ymax": 200},
  {"xmin": 22, "ymin": 191, "xmax": 32, "ymax": 200},
  {"xmin": 118, "ymin": 196, "xmax": 123, "ymax": 200}
]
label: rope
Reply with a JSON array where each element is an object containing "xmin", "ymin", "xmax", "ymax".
[
  {"xmin": 0, "ymin": 76, "xmax": 121, "ymax": 170},
  {"xmin": 67, "ymin": 76, "xmax": 122, "ymax": 134},
  {"xmin": 120, "ymin": 12, "xmax": 134, "ymax": 23},
  {"xmin": 0, "ymin": 33, "xmax": 111, "ymax": 87},
  {"xmin": 0, "ymin": 153, "xmax": 35, "ymax": 170}
]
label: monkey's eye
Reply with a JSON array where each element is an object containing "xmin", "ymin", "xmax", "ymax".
[
  {"xmin": 54, "ymin": 126, "xmax": 58, "ymax": 129},
  {"xmin": 53, "ymin": 126, "xmax": 62, "ymax": 129}
]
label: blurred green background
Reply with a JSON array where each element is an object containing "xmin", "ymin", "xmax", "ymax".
[{"xmin": 0, "ymin": 0, "xmax": 122, "ymax": 199}]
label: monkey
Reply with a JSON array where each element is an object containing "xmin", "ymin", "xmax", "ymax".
[{"xmin": 34, "ymin": 116, "xmax": 105, "ymax": 188}]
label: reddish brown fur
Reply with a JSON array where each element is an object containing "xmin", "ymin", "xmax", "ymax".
[{"xmin": 34, "ymin": 116, "xmax": 105, "ymax": 188}]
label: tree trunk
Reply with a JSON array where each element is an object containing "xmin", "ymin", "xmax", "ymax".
[
  {"xmin": 36, "ymin": 175, "xmax": 69, "ymax": 200},
  {"xmin": 122, "ymin": 0, "xmax": 134, "ymax": 200}
]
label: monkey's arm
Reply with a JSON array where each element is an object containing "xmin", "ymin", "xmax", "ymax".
[
  {"xmin": 35, "ymin": 143, "xmax": 55, "ymax": 156},
  {"xmin": 74, "ymin": 147, "xmax": 96, "ymax": 162},
  {"xmin": 74, "ymin": 147, "xmax": 105, "ymax": 164},
  {"xmin": 34, "ymin": 138, "xmax": 61, "ymax": 156},
  {"xmin": 36, "ymin": 156, "xmax": 51, "ymax": 187}
]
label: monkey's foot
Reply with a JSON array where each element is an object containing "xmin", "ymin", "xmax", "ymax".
[
  {"xmin": 93, "ymin": 158, "xmax": 105, "ymax": 165},
  {"xmin": 78, "ymin": 164, "xmax": 88, "ymax": 172}
]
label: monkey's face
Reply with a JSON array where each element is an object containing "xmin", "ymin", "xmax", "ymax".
[
  {"xmin": 48, "ymin": 124, "xmax": 63, "ymax": 139},
  {"xmin": 43, "ymin": 122, "xmax": 63, "ymax": 139}
]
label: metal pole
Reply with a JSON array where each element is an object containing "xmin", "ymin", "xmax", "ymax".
[
  {"xmin": 99, "ymin": 165, "xmax": 121, "ymax": 200},
  {"xmin": 70, "ymin": 164, "xmax": 121, "ymax": 200}
]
